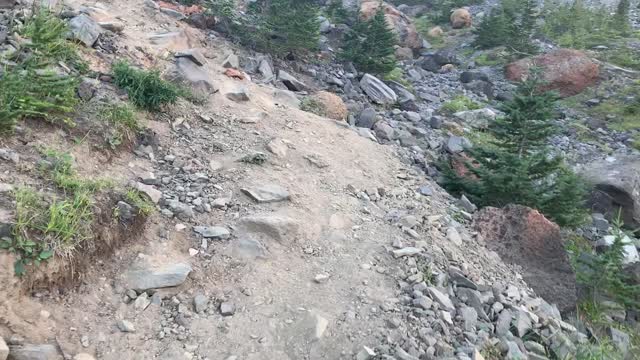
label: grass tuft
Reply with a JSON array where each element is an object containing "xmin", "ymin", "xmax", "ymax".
[
  {"xmin": 125, "ymin": 188, "xmax": 155, "ymax": 216},
  {"xmin": 440, "ymin": 95, "xmax": 483, "ymax": 113}
]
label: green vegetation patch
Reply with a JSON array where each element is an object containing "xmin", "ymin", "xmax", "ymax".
[
  {"xmin": 99, "ymin": 103, "xmax": 142, "ymax": 149},
  {"xmin": 440, "ymin": 95, "xmax": 482, "ymax": 113},
  {"xmin": 112, "ymin": 61, "xmax": 181, "ymax": 111}
]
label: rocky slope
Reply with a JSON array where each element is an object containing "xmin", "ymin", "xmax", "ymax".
[{"xmin": 0, "ymin": 0, "xmax": 639, "ymax": 359}]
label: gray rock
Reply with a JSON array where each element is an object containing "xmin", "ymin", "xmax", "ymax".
[
  {"xmin": 318, "ymin": 16, "xmax": 331, "ymax": 33},
  {"xmin": 222, "ymin": 53, "xmax": 239, "ymax": 69},
  {"xmin": 193, "ymin": 226, "xmax": 230, "ymax": 239},
  {"xmin": 117, "ymin": 320, "xmax": 136, "ymax": 333},
  {"xmin": 98, "ymin": 21, "xmax": 124, "ymax": 33},
  {"xmin": 356, "ymin": 346, "xmax": 376, "ymax": 360},
  {"xmin": 446, "ymin": 136, "xmax": 472, "ymax": 154},
  {"xmin": 7, "ymin": 344, "xmax": 59, "ymax": 360},
  {"xmin": 241, "ymin": 184, "xmax": 290, "ymax": 203},
  {"xmin": 233, "ymin": 237, "xmax": 268, "ymax": 259},
  {"xmin": 374, "ymin": 121, "xmax": 396, "ymax": 140},
  {"xmin": 258, "ymin": 59, "xmax": 274, "ymax": 80},
  {"xmin": 453, "ymin": 108, "xmax": 497, "ymax": 129},
  {"xmin": 134, "ymin": 182, "xmax": 162, "ymax": 204},
  {"xmin": 460, "ymin": 71, "xmax": 490, "ymax": 83},
  {"xmin": 220, "ymin": 302, "xmax": 236, "ymax": 316},
  {"xmin": 427, "ymin": 287, "xmax": 455, "ymax": 311},
  {"xmin": 418, "ymin": 185, "xmax": 433, "ymax": 196},
  {"xmin": 160, "ymin": 7, "xmax": 185, "ymax": 19},
  {"xmin": 404, "ymin": 111, "xmax": 421, "ymax": 122},
  {"xmin": 237, "ymin": 215, "xmax": 300, "ymax": 245},
  {"xmin": 0, "ymin": 337, "xmax": 8, "ymax": 360},
  {"xmin": 392, "ymin": 247, "xmax": 423, "ymax": 258},
  {"xmin": 608, "ymin": 327, "xmax": 630, "ymax": 356},
  {"xmin": 430, "ymin": 116, "xmax": 443, "ymax": 129},
  {"xmin": 357, "ymin": 107, "xmax": 378, "ymax": 129},
  {"xmin": 449, "ymin": 267, "xmax": 477, "ymax": 290},
  {"xmin": 395, "ymin": 347, "xmax": 419, "ymax": 360},
  {"xmin": 583, "ymin": 156, "xmax": 640, "ymax": 229},
  {"xmin": 524, "ymin": 341, "xmax": 546, "ymax": 356},
  {"xmin": 226, "ymin": 88, "xmax": 250, "ymax": 102},
  {"xmin": 513, "ymin": 309, "xmax": 532, "ymax": 337},
  {"xmin": 413, "ymin": 296, "xmax": 433, "ymax": 310},
  {"xmin": 124, "ymin": 263, "xmax": 192, "ymax": 291},
  {"xmin": 134, "ymin": 292, "xmax": 151, "ymax": 311},
  {"xmin": 496, "ymin": 309, "xmax": 512, "ymax": 336},
  {"xmin": 278, "ymin": 70, "xmax": 307, "ymax": 92},
  {"xmin": 77, "ymin": 78, "xmax": 98, "ymax": 101},
  {"xmin": 0, "ymin": 0, "xmax": 14, "ymax": 8},
  {"xmin": 446, "ymin": 227, "xmax": 463, "ymax": 246},
  {"xmin": 273, "ymin": 89, "xmax": 300, "ymax": 108},
  {"xmin": 460, "ymin": 306, "xmax": 478, "ymax": 331},
  {"xmin": 360, "ymin": 74, "xmax": 397, "ymax": 104},
  {"xmin": 549, "ymin": 332, "xmax": 576, "ymax": 359},
  {"xmin": 69, "ymin": 14, "xmax": 101, "ymax": 47},
  {"xmin": 505, "ymin": 341, "xmax": 526, "ymax": 360},
  {"xmin": 193, "ymin": 294, "xmax": 208, "ymax": 313},
  {"xmin": 175, "ymin": 49, "xmax": 207, "ymax": 66},
  {"xmin": 592, "ymin": 213, "xmax": 609, "ymax": 232},
  {"xmin": 168, "ymin": 57, "xmax": 217, "ymax": 96},
  {"xmin": 0, "ymin": 149, "xmax": 18, "ymax": 164},
  {"xmin": 459, "ymin": 195, "xmax": 477, "ymax": 213}
]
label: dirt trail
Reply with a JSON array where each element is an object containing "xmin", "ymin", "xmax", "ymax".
[{"xmin": 0, "ymin": 1, "xmax": 447, "ymax": 358}]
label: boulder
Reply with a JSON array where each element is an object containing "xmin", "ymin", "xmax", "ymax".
[
  {"xmin": 360, "ymin": 74, "xmax": 397, "ymax": 104},
  {"xmin": 278, "ymin": 70, "xmax": 307, "ymax": 92},
  {"xmin": 0, "ymin": 337, "xmax": 7, "ymax": 360},
  {"xmin": 167, "ymin": 57, "xmax": 217, "ymax": 96},
  {"xmin": 357, "ymin": 107, "xmax": 378, "ymax": 129},
  {"xmin": 474, "ymin": 205, "xmax": 577, "ymax": 313},
  {"xmin": 241, "ymin": 184, "xmax": 290, "ymax": 203},
  {"xmin": 307, "ymin": 91, "xmax": 348, "ymax": 121},
  {"xmin": 582, "ymin": 156, "xmax": 640, "ymax": 229},
  {"xmin": 237, "ymin": 215, "xmax": 301, "ymax": 245},
  {"xmin": 428, "ymin": 26, "xmax": 443, "ymax": 38},
  {"xmin": 453, "ymin": 108, "xmax": 497, "ymax": 129},
  {"xmin": 175, "ymin": 49, "xmax": 207, "ymax": 66},
  {"xmin": 505, "ymin": 49, "xmax": 599, "ymax": 97},
  {"xmin": 69, "ymin": 14, "xmax": 101, "ymax": 47},
  {"xmin": 360, "ymin": 1, "xmax": 422, "ymax": 50},
  {"xmin": 450, "ymin": 8, "xmax": 472, "ymax": 29},
  {"xmin": 124, "ymin": 263, "xmax": 192, "ymax": 291},
  {"xmin": 0, "ymin": 0, "xmax": 14, "ymax": 8}
]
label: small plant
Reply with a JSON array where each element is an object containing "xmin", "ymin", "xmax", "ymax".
[
  {"xmin": 440, "ymin": 95, "xmax": 482, "ymax": 113},
  {"xmin": 383, "ymin": 68, "xmax": 413, "ymax": 90},
  {"xmin": 340, "ymin": 5, "xmax": 397, "ymax": 75},
  {"xmin": 112, "ymin": 61, "xmax": 181, "ymax": 111},
  {"xmin": 300, "ymin": 97, "xmax": 325, "ymax": 117},
  {"xmin": 125, "ymin": 188, "xmax": 155, "ymax": 216},
  {"xmin": 40, "ymin": 149, "xmax": 109, "ymax": 193},
  {"xmin": 99, "ymin": 103, "xmax": 141, "ymax": 149}
]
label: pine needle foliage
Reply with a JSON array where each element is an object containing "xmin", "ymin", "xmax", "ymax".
[
  {"xmin": 340, "ymin": 5, "xmax": 397, "ymax": 75},
  {"xmin": 441, "ymin": 75, "xmax": 588, "ymax": 227},
  {"xmin": 112, "ymin": 61, "xmax": 181, "ymax": 111},
  {"xmin": 474, "ymin": 0, "xmax": 538, "ymax": 56}
]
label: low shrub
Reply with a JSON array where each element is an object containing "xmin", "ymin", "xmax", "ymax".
[
  {"xmin": 112, "ymin": 61, "xmax": 181, "ymax": 111},
  {"xmin": 440, "ymin": 95, "xmax": 482, "ymax": 113}
]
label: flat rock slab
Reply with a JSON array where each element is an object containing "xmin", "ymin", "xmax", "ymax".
[
  {"xmin": 238, "ymin": 215, "xmax": 300, "ymax": 245},
  {"xmin": 193, "ymin": 226, "xmax": 230, "ymax": 239},
  {"xmin": 175, "ymin": 49, "xmax": 207, "ymax": 66},
  {"xmin": 241, "ymin": 184, "xmax": 290, "ymax": 203},
  {"xmin": 125, "ymin": 263, "xmax": 192, "ymax": 291},
  {"xmin": 427, "ymin": 287, "xmax": 455, "ymax": 312},
  {"xmin": 168, "ymin": 57, "xmax": 217, "ymax": 96},
  {"xmin": 8, "ymin": 344, "xmax": 60, "ymax": 360}
]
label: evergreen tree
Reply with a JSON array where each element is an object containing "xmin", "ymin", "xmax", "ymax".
[
  {"xmin": 614, "ymin": 0, "xmax": 631, "ymax": 35},
  {"xmin": 340, "ymin": 6, "xmax": 397, "ymax": 74},
  {"xmin": 240, "ymin": 0, "xmax": 320, "ymax": 56},
  {"xmin": 441, "ymin": 75, "xmax": 588, "ymax": 227},
  {"xmin": 474, "ymin": 0, "xmax": 538, "ymax": 56}
]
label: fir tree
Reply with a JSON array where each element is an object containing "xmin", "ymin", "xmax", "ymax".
[
  {"xmin": 614, "ymin": 0, "xmax": 631, "ymax": 35},
  {"xmin": 241, "ymin": 0, "xmax": 320, "ymax": 56},
  {"xmin": 340, "ymin": 5, "xmax": 397, "ymax": 75},
  {"xmin": 441, "ymin": 75, "xmax": 588, "ymax": 227},
  {"xmin": 474, "ymin": 0, "xmax": 538, "ymax": 56}
]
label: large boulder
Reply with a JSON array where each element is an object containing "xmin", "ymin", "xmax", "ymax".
[
  {"xmin": 359, "ymin": 74, "xmax": 397, "ymax": 104},
  {"xmin": 474, "ymin": 205, "xmax": 577, "ymax": 313},
  {"xmin": 505, "ymin": 49, "xmax": 599, "ymax": 97},
  {"xmin": 450, "ymin": 8, "xmax": 472, "ymax": 29},
  {"xmin": 582, "ymin": 156, "xmax": 640, "ymax": 229},
  {"xmin": 167, "ymin": 57, "xmax": 217, "ymax": 96},
  {"xmin": 360, "ymin": 1, "xmax": 422, "ymax": 50},
  {"xmin": 307, "ymin": 91, "xmax": 348, "ymax": 121}
]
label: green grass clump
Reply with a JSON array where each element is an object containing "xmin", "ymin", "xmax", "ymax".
[
  {"xmin": 112, "ymin": 61, "xmax": 181, "ymax": 111},
  {"xmin": 125, "ymin": 188, "xmax": 155, "ymax": 216},
  {"xmin": 603, "ymin": 47, "xmax": 640, "ymax": 71},
  {"xmin": 441, "ymin": 95, "xmax": 482, "ymax": 113},
  {"xmin": 300, "ymin": 97, "xmax": 325, "ymax": 117},
  {"xmin": 99, "ymin": 103, "xmax": 142, "ymax": 149},
  {"xmin": 1, "ymin": 187, "xmax": 92, "ymax": 275},
  {"xmin": 383, "ymin": 68, "xmax": 414, "ymax": 90},
  {"xmin": 40, "ymin": 149, "xmax": 110, "ymax": 193}
]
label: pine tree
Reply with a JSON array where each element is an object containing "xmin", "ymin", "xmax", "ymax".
[
  {"xmin": 242, "ymin": 0, "xmax": 320, "ymax": 56},
  {"xmin": 474, "ymin": 0, "xmax": 538, "ymax": 56},
  {"xmin": 614, "ymin": 0, "xmax": 631, "ymax": 35},
  {"xmin": 340, "ymin": 5, "xmax": 397, "ymax": 74},
  {"xmin": 441, "ymin": 75, "xmax": 588, "ymax": 227}
]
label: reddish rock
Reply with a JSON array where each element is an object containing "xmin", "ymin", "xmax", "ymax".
[
  {"xmin": 224, "ymin": 68, "xmax": 245, "ymax": 80},
  {"xmin": 360, "ymin": 1, "xmax": 422, "ymax": 50},
  {"xmin": 450, "ymin": 8, "xmax": 472, "ymax": 29},
  {"xmin": 474, "ymin": 205, "xmax": 577, "ymax": 313},
  {"xmin": 505, "ymin": 49, "xmax": 599, "ymax": 97}
]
